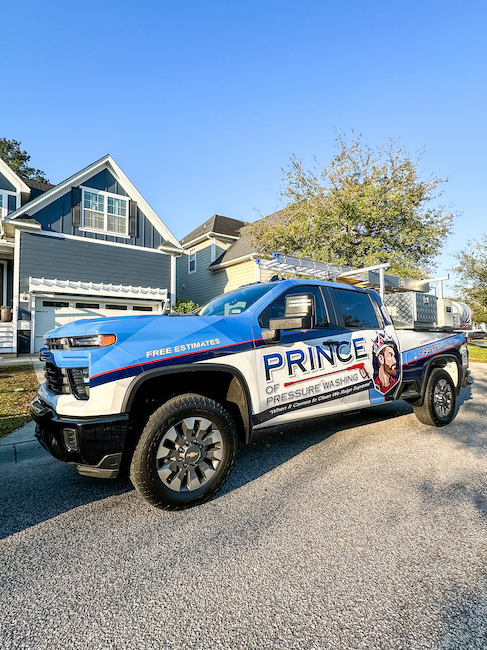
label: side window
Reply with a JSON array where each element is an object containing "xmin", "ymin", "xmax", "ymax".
[
  {"xmin": 332, "ymin": 288, "xmax": 379, "ymax": 329},
  {"xmin": 188, "ymin": 247, "xmax": 196, "ymax": 273},
  {"xmin": 259, "ymin": 285, "xmax": 330, "ymax": 329}
]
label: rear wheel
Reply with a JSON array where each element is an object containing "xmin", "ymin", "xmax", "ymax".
[
  {"xmin": 130, "ymin": 393, "xmax": 237, "ymax": 510},
  {"xmin": 413, "ymin": 368, "xmax": 456, "ymax": 427}
]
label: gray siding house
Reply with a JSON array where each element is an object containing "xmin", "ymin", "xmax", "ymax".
[
  {"xmin": 1, "ymin": 155, "xmax": 182, "ymax": 353},
  {"xmin": 176, "ymin": 215, "xmax": 275, "ymax": 307}
]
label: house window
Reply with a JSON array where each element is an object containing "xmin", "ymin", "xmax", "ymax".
[
  {"xmin": 189, "ymin": 247, "xmax": 196, "ymax": 273},
  {"xmin": 0, "ymin": 191, "xmax": 17, "ymax": 218},
  {"xmin": 42, "ymin": 300, "xmax": 69, "ymax": 308},
  {"xmin": 81, "ymin": 188, "xmax": 128, "ymax": 236}
]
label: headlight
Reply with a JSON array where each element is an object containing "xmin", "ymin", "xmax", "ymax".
[
  {"xmin": 68, "ymin": 334, "xmax": 116, "ymax": 348},
  {"xmin": 47, "ymin": 334, "xmax": 117, "ymax": 349}
]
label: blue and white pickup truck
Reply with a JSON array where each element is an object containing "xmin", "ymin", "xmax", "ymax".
[{"xmin": 31, "ymin": 279, "xmax": 472, "ymax": 510}]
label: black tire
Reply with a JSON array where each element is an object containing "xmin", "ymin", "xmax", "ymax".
[
  {"xmin": 413, "ymin": 368, "xmax": 456, "ymax": 427},
  {"xmin": 130, "ymin": 393, "xmax": 237, "ymax": 510}
]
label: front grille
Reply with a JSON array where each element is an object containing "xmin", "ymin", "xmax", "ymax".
[
  {"xmin": 46, "ymin": 338, "xmax": 69, "ymax": 350},
  {"xmin": 67, "ymin": 368, "xmax": 90, "ymax": 400},
  {"xmin": 44, "ymin": 361, "xmax": 67, "ymax": 395},
  {"xmin": 44, "ymin": 362, "xmax": 90, "ymax": 400}
]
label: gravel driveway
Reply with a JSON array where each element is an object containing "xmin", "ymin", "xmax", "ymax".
[{"xmin": 1, "ymin": 363, "xmax": 486, "ymax": 650}]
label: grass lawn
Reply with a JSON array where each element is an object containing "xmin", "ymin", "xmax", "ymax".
[
  {"xmin": 468, "ymin": 343, "xmax": 487, "ymax": 363},
  {"xmin": 0, "ymin": 364, "xmax": 39, "ymax": 439}
]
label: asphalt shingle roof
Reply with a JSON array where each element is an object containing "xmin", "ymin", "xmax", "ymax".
[
  {"xmin": 180, "ymin": 215, "xmax": 247, "ymax": 246},
  {"xmin": 23, "ymin": 178, "xmax": 55, "ymax": 192},
  {"xmin": 208, "ymin": 209, "xmax": 287, "ymax": 267}
]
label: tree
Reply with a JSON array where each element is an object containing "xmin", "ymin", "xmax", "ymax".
[
  {"xmin": 452, "ymin": 234, "xmax": 487, "ymax": 323},
  {"xmin": 0, "ymin": 138, "xmax": 49, "ymax": 183},
  {"xmin": 249, "ymin": 134, "xmax": 455, "ymax": 279}
]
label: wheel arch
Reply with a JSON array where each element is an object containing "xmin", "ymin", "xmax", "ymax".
[
  {"xmin": 409, "ymin": 351, "xmax": 462, "ymax": 406},
  {"xmin": 122, "ymin": 363, "xmax": 253, "ymax": 445}
]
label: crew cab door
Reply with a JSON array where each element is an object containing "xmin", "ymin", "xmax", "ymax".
[{"xmin": 251, "ymin": 284, "xmax": 371, "ymax": 427}]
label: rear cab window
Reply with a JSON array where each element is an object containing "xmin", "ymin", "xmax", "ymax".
[{"xmin": 329, "ymin": 287, "xmax": 382, "ymax": 329}]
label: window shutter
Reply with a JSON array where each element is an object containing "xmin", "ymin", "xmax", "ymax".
[
  {"xmin": 71, "ymin": 187, "xmax": 82, "ymax": 227},
  {"xmin": 128, "ymin": 200, "xmax": 137, "ymax": 238},
  {"xmin": 7, "ymin": 195, "xmax": 16, "ymax": 214}
]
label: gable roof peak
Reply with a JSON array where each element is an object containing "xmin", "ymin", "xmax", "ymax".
[{"xmin": 5, "ymin": 154, "xmax": 182, "ymax": 249}]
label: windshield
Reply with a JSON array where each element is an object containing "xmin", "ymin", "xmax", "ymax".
[{"xmin": 197, "ymin": 284, "xmax": 274, "ymax": 317}]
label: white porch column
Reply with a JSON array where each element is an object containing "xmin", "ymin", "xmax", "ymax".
[{"xmin": 170, "ymin": 254, "xmax": 177, "ymax": 308}]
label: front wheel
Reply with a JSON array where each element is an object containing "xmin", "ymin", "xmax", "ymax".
[
  {"xmin": 413, "ymin": 368, "xmax": 456, "ymax": 427},
  {"xmin": 130, "ymin": 393, "xmax": 237, "ymax": 510}
]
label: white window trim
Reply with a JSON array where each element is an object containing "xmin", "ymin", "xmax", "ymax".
[
  {"xmin": 0, "ymin": 189, "xmax": 18, "ymax": 219},
  {"xmin": 80, "ymin": 186, "xmax": 130, "ymax": 238},
  {"xmin": 188, "ymin": 247, "xmax": 196, "ymax": 274}
]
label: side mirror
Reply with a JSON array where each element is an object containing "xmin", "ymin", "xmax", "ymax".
[
  {"xmin": 285, "ymin": 294, "xmax": 314, "ymax": 318},
  {"xmin": 261, "ymin": 293, "xmax": 315, "ymax": 344},
  {"xmin": 269, "ymin": 315, "xmax": 312, "ymax": 331},
  {"xmin": 262, "ymin": 328, "xmax": 281, "ymax": 343}
]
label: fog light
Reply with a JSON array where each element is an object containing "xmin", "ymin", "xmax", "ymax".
[{"xmin": 62, "ymin": 427, "xmax": 79, "ymax": 452}]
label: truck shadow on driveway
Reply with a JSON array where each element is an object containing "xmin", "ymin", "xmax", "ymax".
[
  {"xmin": 221, "ymin": 400, "xmax": 415, "ymax": 497},
  {"xmin": 0, "ymin": 401, "xmax": 414, "ymax": 540}
]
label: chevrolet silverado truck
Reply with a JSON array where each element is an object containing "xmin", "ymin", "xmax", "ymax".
[{"xmin": 31, "ymin": 279, "xmax": 472, "ymax": 510}]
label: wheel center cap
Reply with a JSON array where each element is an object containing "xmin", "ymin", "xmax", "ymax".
[{"xmin": 182, "ymin": 445, "xmax": 201, "ymax": 463}]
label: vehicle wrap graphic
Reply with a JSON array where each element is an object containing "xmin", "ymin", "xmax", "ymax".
[
  {"xmin": 372, "ymin": 333, "xmax": 400, "ymax": 398},
  {"xmin": 401, "ymin": 333, "xmax": 465, "ymax": 365},
  {"xmin": 253, "ymin": 377, "xmax": 373, "ymax": 425},
  {"xmin": 89, "ymin": 338, "xmax": 257, "ymax": 388},
  {"xmin": 254, "ymin": 333, "xmax": 379, "ymax": 424}
]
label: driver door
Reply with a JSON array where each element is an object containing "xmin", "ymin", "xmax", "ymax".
[{"xmin": 251, "ymin": 284, "xmax": 370, "ymax": 427}]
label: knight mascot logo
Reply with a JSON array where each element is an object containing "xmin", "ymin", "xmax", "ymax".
[{"xmin": 372, "ymin": 333, "xmax": 399, "ymax": 397}]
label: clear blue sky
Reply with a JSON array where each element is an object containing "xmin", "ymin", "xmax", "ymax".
[{"xmin": 1, "ymin": 0, "xmax": 486, "ymax": 290}]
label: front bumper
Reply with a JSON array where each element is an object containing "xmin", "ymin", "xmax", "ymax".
[{"xmin": 31, "ymin": 395, "xmax": 129, "ymax": 478}]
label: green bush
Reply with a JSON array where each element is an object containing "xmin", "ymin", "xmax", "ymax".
[{"xmin": 173, "ymin": 298, "xmax": 199, "ymax": 314}]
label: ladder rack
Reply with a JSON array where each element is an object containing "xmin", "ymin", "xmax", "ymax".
[{"xmin": 257, "ymin": 253, "xmax": 433, "ymax": 298}]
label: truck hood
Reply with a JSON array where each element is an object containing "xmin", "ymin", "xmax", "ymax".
[
  {"xmin": 45, "ymin": 313, "xmax": 177, "ymax": 338},
  {"xmin": 45, "ymin": 312, "xmax": 255, "ymax": 381}
]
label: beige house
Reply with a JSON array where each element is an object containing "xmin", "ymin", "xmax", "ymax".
[{"xmin": 176, "ymin": 215, "xmax": 274, "ymax": 307}]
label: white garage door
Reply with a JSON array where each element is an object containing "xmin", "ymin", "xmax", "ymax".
[{"xmin": 34, "ymin": 298, "xmax": 159, "ymax": 352}]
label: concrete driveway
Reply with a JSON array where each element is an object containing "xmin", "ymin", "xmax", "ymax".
[{"xmin": 1, "ymin": 363, "xmax": 486, "ymax": 650}]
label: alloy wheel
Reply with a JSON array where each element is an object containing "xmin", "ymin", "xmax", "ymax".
[
  {"xmin": 433, "ymin": 378, "xmax": 453, "ymax": 419},
  {"xmin": 155, "ymin": 417, "xmax": 224, "ymax": 492}
]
